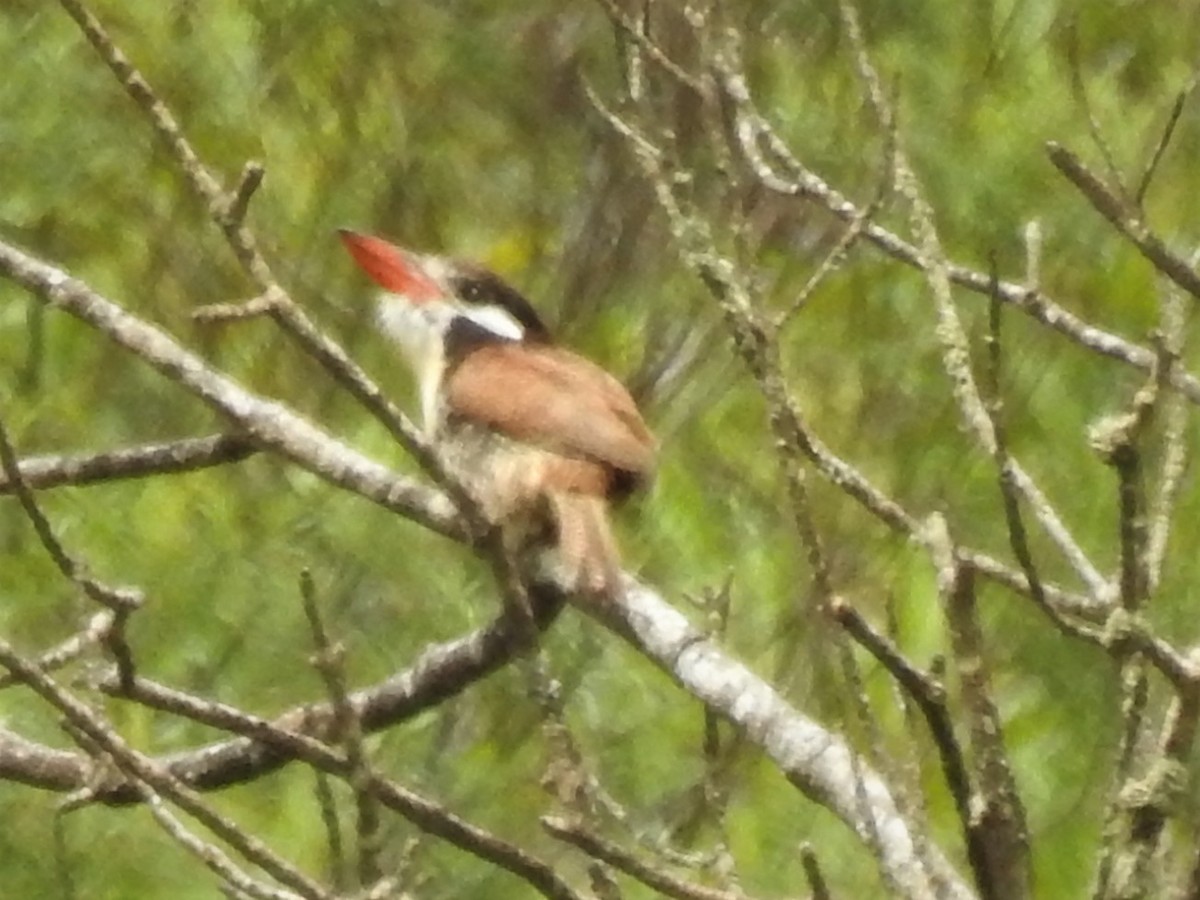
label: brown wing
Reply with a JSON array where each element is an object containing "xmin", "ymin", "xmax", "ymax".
[{"xmin": 446, "ymin": 343, "xmax": 656, "ymax": 482}]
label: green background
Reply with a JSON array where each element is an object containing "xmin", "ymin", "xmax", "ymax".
[{"xmin": 3, "ymin": 1, "xmax": 1200, "ymax": 896}]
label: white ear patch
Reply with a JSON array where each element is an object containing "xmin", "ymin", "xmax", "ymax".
[{"xmin": 461, "ymin": 304, "xmax": 525, "ymax": 341}]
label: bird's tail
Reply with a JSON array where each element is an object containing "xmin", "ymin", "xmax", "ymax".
[{"xmin": 550, "ymin": 493, "xmax": 622, "ymax": 595}]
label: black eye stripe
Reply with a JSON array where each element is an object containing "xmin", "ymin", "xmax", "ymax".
[{"xmin": 450, "ymin": 266, "xmax": 552, "ymax": 343}]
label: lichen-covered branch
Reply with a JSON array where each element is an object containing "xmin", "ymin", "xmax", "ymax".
[
  {"xmin": 0, "ymin": 433, "xmax": 256, "ymax": 494},
  {"xmin": 585, "ymin": 580, "xmax": 975, "ymax": 900},
  {"xmin": 0, "ymin": 239, "xmax": 462, "ymax": 540}
]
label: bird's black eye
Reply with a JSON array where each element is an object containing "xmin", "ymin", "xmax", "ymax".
[{"xmin": 458, "ymin": 281, "xmax": 483, "ymax": 304}]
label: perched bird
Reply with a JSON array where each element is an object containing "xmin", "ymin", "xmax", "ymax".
[{"xmin": 340, "ymin": 230, "xmax": 655, "ymax": 594}]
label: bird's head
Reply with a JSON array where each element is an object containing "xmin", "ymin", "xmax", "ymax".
[{"xmin": 339, "ymin": 230, "xmax": 550, "ymax": 366}]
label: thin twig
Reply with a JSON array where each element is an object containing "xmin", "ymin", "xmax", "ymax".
[
  {"xmin": 1146, "ymin": 283, "xmax": 1192, "ymax": 594},
  {"xmin": 542, "ymin": 817, "xmax": 749, "ymax": 900},
  {"xmin": 1089, "ymin": 334, "xmax": 1169, "ymax": 614},
  {"xmin": 0, "ymin": 416, "xmax": 143, "ymax": 614},
  {"xmin": 829, "ymin": 597, "xmax": 985, "ymax": 899},
  {"xmin": 142, "ymin": 792, "xmax": 310, "ymax": 900},
  {"xmin": 982, "ymin": 275, "xmax": 1109, "ymax": 645},
  {"xmin": 1135, "ymin": 75, "xmax": 1197, "ymax": 208},
  {"xmin": 837, "ymin": 0, "xmax": 1106, "ymax": 603},
  {"xmin": 799, "ymin": 844, "xmax": 832, "ymax": 900},
  {"xmin": 0, "ymin": 639, "xmax": 330, "ymax": 900},
  {"xmin": 300, "ymin": 571, "xmax": 382, "ymax": 887},
  {"xmin": 60, "ymin": 720, "xmax": 306, "ymax": 900},
  {"xmin": 1065, "ymin": 22, "xmax": 1130, "ymax": 208},
  {"xmin": 1048, "ymin": 141, "xmax": 1200, "ymax": 303},
  {"xmin": 227, "ymin": 161, "xmax": 265, "ymax": 229},
  {"xmin": 0, "ymin": 610, "xmax": 114, "ymax": 692},
  {"xmin": 312, "ymin": 770, "xmax": 348, "ymax": 892},
  {"xmin": 103, "ymin": 675, "xmax": 585, "ymax": 900},
  {"xmin": 1022, "ymin": 220, "xmax": 1042, "ymax": 293},
  {"xmin": 192, "ymin": 293, "xmax": 281, "ymax": 324},
  {"xmin": 704, "ymin": 40, "xmax": 1200, "ymax": 407},
  {"xmin": 594, "ymin": 0, "xmax": 707, "ymax": 94},
  {"xmin": 830, "ymin": 622, "xmax": 902, "ymax": 897},
  {"xmin": 777, "ymin": 155, "xmax": 891, "ymax": 327},
  {"xmin": 56, "ymin": 0, "xmax": 268, "ymax": 279}
]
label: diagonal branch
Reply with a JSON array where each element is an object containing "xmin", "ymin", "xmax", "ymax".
[
  {"xmin": 0, "ymin": 638, "xmax": 332, "ymax": 900},
  {"xmin": 584, "ymin": 580, "xmax": 975, "ymax": 900},
  {"xmin": 543, "ymin": 816, "xmax": 750, "ymax": 900},
  {"xmin": 829, "ymin": 598, "xmax": 987, "ymax": 894},
  {"xmin": 706, "ymin": 51, "xmax": 1200, "ymax": 407},
  {"xmin": 0, "ymin": 239, "xmax": 463, "ymax": 540},
  {"xmin": 54, "ymin": 0, "xmax": 468, "ymax": 512},
  {"xmin": 116, "ymin": 682, "xmax": 587, "ymax": 900},
  {"xmin": 585, "ymin": 83, "xmax": 1096, "ymax": 622},
  {"xmin": 0, "ymin": 416, "xmax": 142, "ymax": 615},
  {"xmin": 0, "ymin": 595, "xmax": 561, "ymax": 796},
  {"xmin": 1048, "ymin": 142, "xmax": 1200, "ymax": 302},
  {"xmin": 836, "ymin": 0, "xmax": 1106, "ymax": 603}
]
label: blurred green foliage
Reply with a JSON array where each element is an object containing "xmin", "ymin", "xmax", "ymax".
[{"xmin": 3, "ymin": 1, "xmax": 1200, "ymax": 897}]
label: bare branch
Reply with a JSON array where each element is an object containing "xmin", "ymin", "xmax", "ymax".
[
  {"xmin": 141, "ymin": 791, "xmax": 309, "ymax": 900},
  {"xmin": 227, "ymin": 161, "xmax": 265, "ymax": 229},
  {"xmin": 777, "ymin": 153, "xmax": 892, "ymax": 327},
  {"xmin": 56, "ymin": 0, "xmax": 270, "ymax": 282},
  {"xmin": 926, "ymin": 516, "xmax": 1031, "ymax": 900},
  {"xmin": 97, "ymin": 673, "xmax": 586, "ymax": 900},
  {"xmin": 711, "ymin": 51, "xmax": 1200, "ymax": 408},
  {"xmin": 300, "ymin": 572, "xmax": 381, "ymax": 888},
  {"xmin": 582, "ymin": 579, "xmax": 975, "ymax": 900},
  {"xmin": 312, "ymin": 771, "xmax": 348, "ymax": 893},
  {"xmin": 1064, "ymin": 23, "xmax": 1130, "ymax": 208},
  {"xmin": 1146, "ymin": 284, "xmax": 1192, "ymax": 594},
  {"xmin": 586, "ymin": 82, "xmax": 1095, "ymax": 623},
  {"xmin": 0, "ymin": 239, "xmax": 463, "ymax": 540},
  {"xmin": 1135, "ymin": 75, "xmax": 1196, "ymax": 208},
  {"xmin": 982, "ymin": 280, "xmax": 1108, "ymax": 646},
  {"xmin": 0, "ymin": 638, "xmax": 332, "ymax": 900},
  {"xmin": 594, "ymin": 0, "xmax": 707, "ymax": 94},
  {"xmin": 543, "ymin": 817, "xmax": 749, "ymax": 900},
  {"xmin": 1048, "ymin": 141, "xmax": 1200, "ymax": 303},
  {"xmin": 0, "ymin": 594, "xmax": 561, "ymax": 796},
  {"xmin": 0, "ymin": 433, "xmax": 256, "ymax": 494},
  {"xmin": 828, "ymin": 598, "xmax": 977, "ymax": 868},
  {"xmin": 0, "ymin": 415, "xmax": 142, "ymax": 614},
  {"xmin": 192, "ymin": 294, "xmax": 280, "ymax": 324},
  {"xmin": 1103, "ymin": 686, "xmax": 1199, "ymax": 899},
  {"xmin": 836, "ymin": 0, "xmax": 1105, "ymax": 602},
  {"xmin": 1146, "ymin": 389, "xmax": 1189, "ymax": 595},
  {"xmin": 0, "ymin": 610, "xmax": 114, "ymax": 692},
  {"xmin": 800, "ymin": 843, "xmax": 832, "ymax": 900}
]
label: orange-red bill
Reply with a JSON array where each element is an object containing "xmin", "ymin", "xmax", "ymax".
[{"xmin": 338, "ymin": 230, "xmax": 442, "ymax": 301}]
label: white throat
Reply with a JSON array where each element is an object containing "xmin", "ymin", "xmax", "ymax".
[{"xmin": 376, "ymin": 293, "xmax": 451, "ymax": 436}]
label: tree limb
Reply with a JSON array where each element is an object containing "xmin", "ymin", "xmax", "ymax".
[
  {"xmin": 581, "ymin": 580, "xmax": 975, "ymax": 900},
  {"xmin": 0, "ymin": 434, "xmax": 256, "ymax": 494},
  {"xmin": 0, "ymin": 239, "xmax": 463, "ymax": 540}
]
